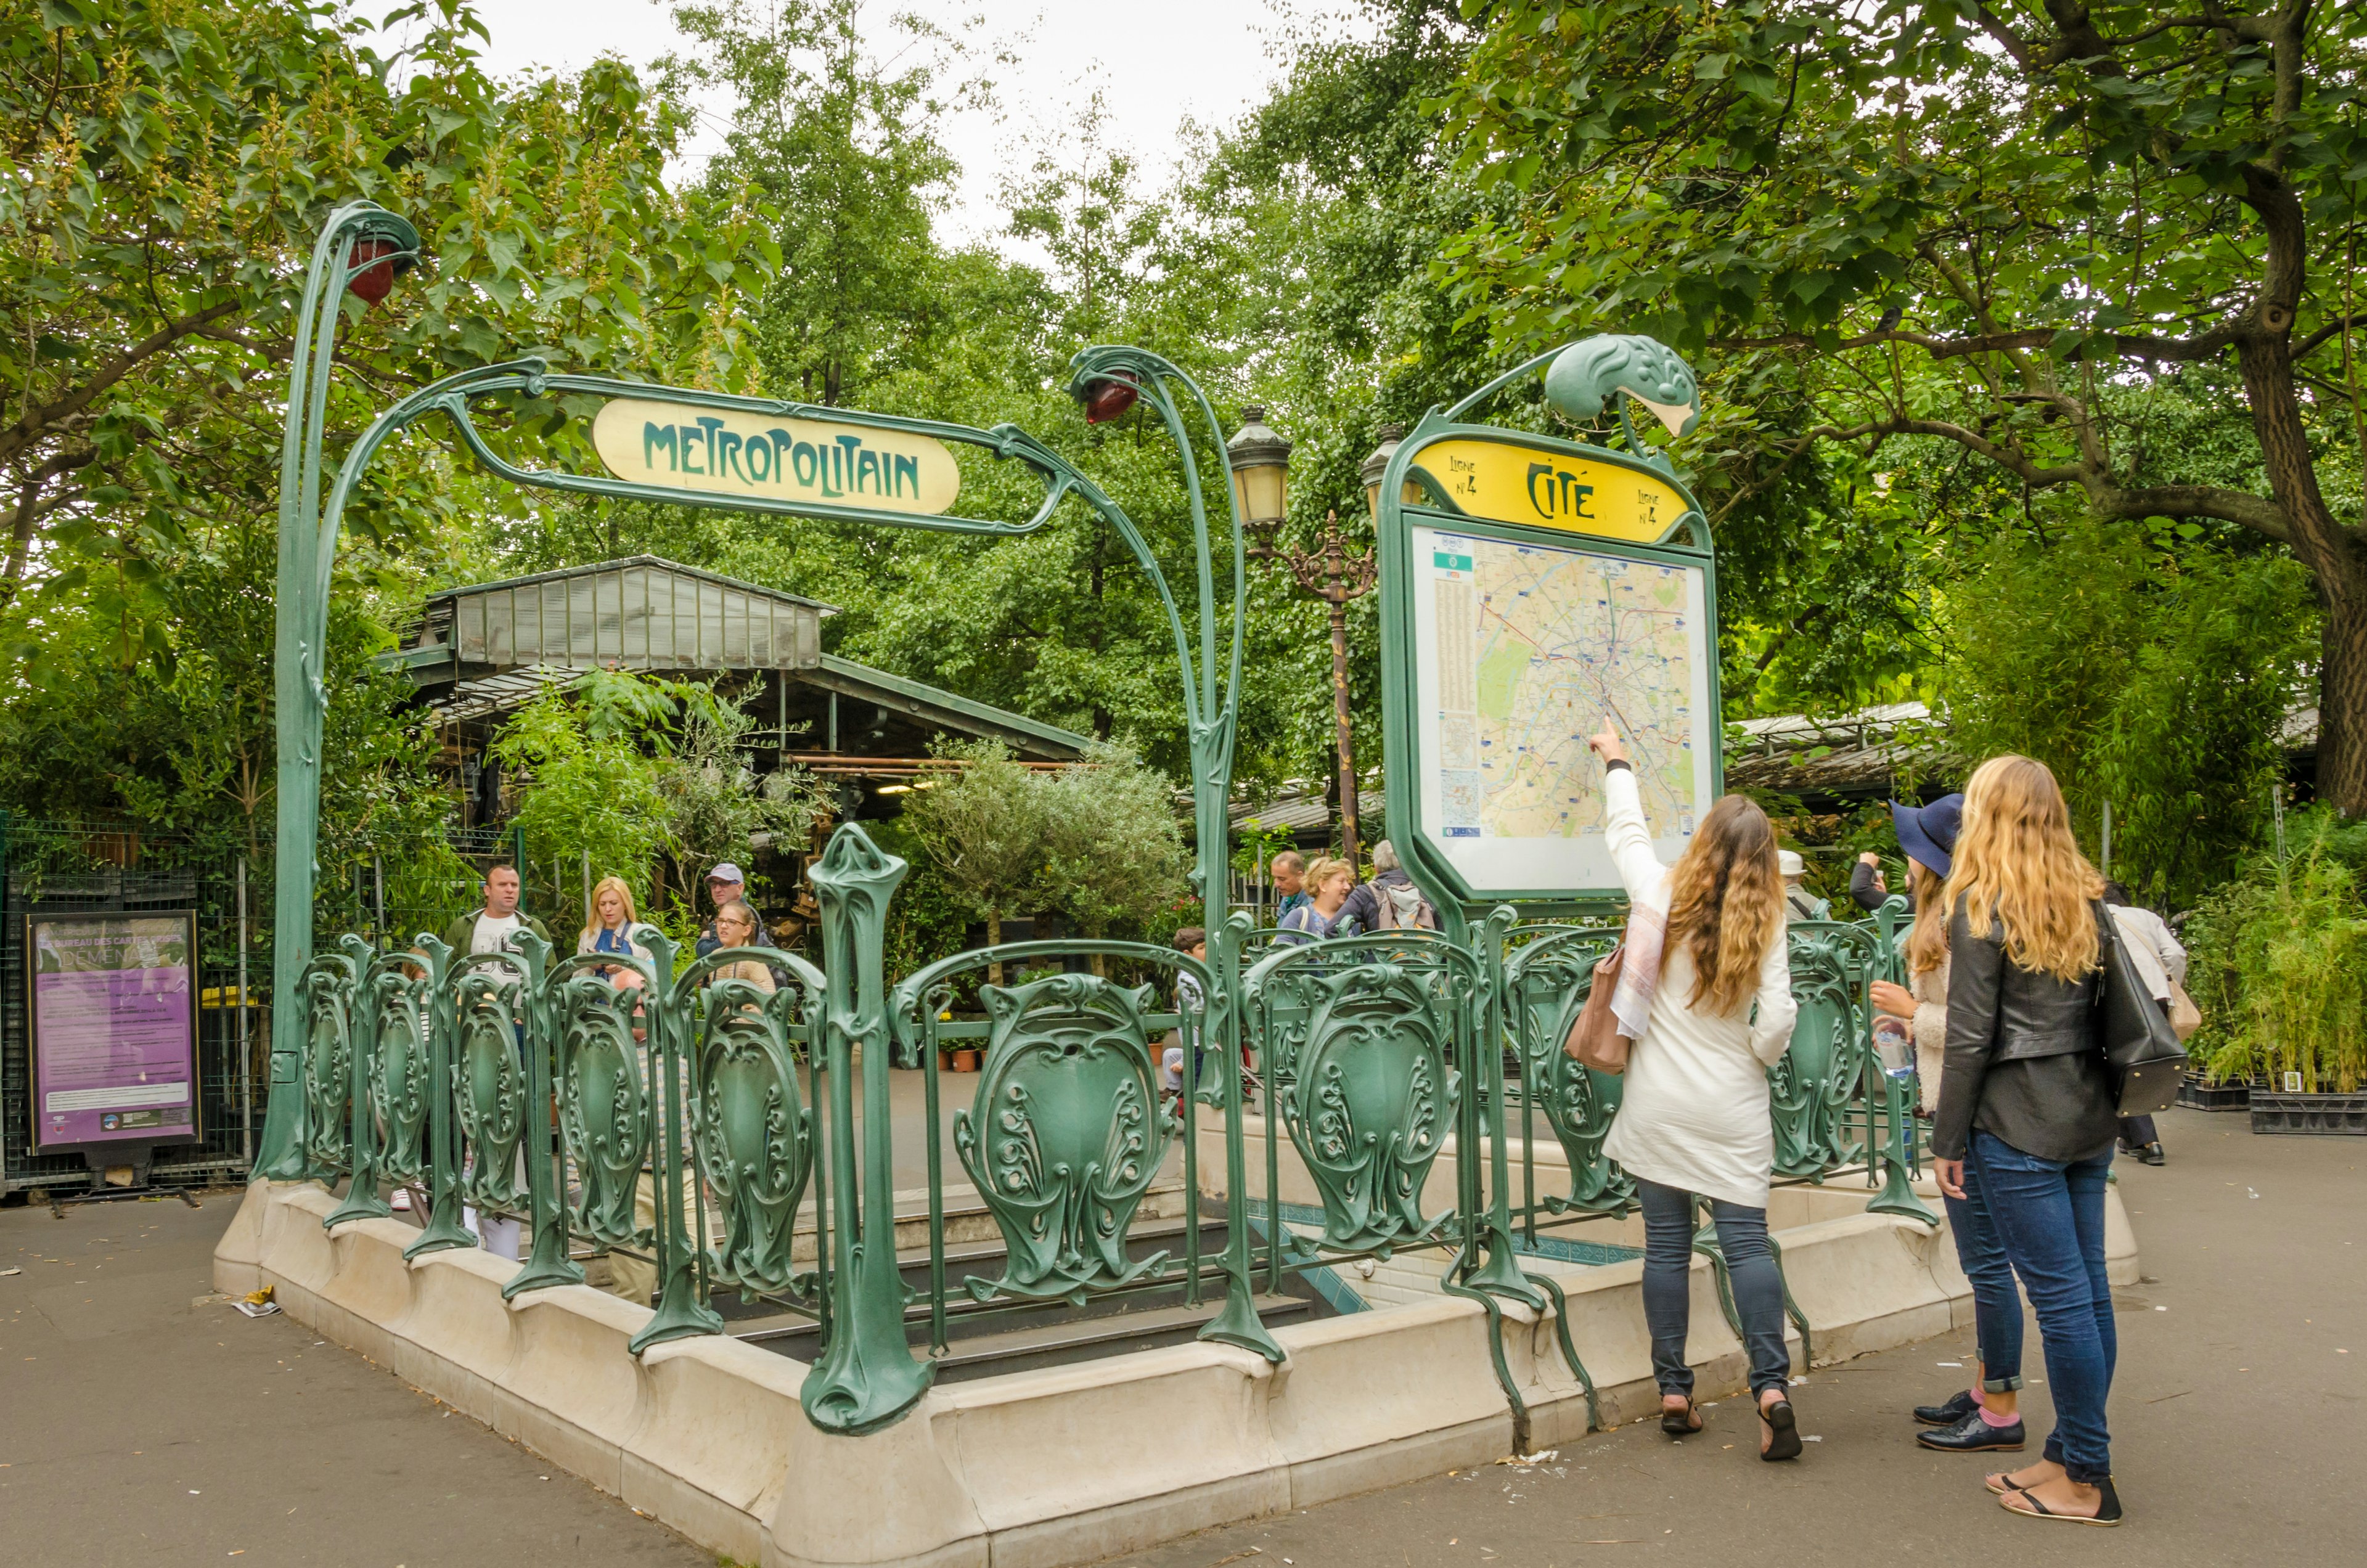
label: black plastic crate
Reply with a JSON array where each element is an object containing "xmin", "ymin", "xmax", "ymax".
[
  {"xmin": 2177, "ymin": 1076, "xmax": 2252, "ymax": 1113},
  {"xmin": 2249, "ymin": 1092, "xmax": 2367, "ymax": 1136}
]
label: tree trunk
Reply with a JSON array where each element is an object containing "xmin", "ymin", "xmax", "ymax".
[
  {"xmin": 986, "ymin": 907, "xmax": 1003, "ymax": 987},
  {"xmin": 2236, "ymin": 321, "xmax": 2367, "ymax": 811}
]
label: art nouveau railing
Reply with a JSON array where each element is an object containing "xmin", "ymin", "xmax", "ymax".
[{"xmin": 287, "ymin": 827, "xmax": 1933, "ymax": 1440}]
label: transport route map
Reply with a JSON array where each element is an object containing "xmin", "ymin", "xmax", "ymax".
[{"xmin": 1425, "ymin": 529, "xmax": 1703, "ymax": 851}]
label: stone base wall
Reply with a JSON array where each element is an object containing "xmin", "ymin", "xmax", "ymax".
[{"xmin": 216, "ymin": 1166, "xmax": 2130, "ymax": 1567}]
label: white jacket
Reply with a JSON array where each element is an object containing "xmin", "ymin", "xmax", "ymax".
[{"xmin": 1597, "ymin": 767, "xmax": 1797, "ymax": 1209}]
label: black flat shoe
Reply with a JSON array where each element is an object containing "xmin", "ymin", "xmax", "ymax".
[
  {"xmin": 2136, "ymin": 1143, "xmax": 2166, "ymax": 1166},
  {"xmin": 1759, "ymin": 1397, "xmax": 1802, "ymax": 1461},
  {"xmin": 1916, "ymin": 1408, "xmax": 2026, "ymax": 1453},
  {"xmin": 1659, "ymin": 1397, "xmax": 1702, "ymax": 1435},
  {"xmin": 1914, "ymin": 1389, "xmax": 1979, "ymax": 1426}
]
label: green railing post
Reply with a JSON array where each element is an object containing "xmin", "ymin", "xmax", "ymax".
[
  {"xmin": 325, "ymin": 936, "xmax": 392, "ymax": 1228},
  {"xmin": 1461, "ymin": 905, "xmax": 1541, "ymax": 1304},
  {"xmin": 404, "ymin": 936, "xmax": 476, "ymax": 1259},
  {"xmin": 506, "ymin": 933, "xmax": 586, "ymax": 1297},
  {"xmin": 631, "ymin": 923, "xmax": 723, "ymax": 1351},
  {"xmin": 1198, "ymin": 911, "xmax": 1285, "ymax": 1361},
  {"xmin": 800, "ymin": 823, "xmax": 933, "ymax": 1432}
]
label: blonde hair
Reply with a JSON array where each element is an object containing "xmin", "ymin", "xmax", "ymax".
[
  {"xmin": 581, "ymin": 875, "xmax": 638, "ymax": 942},
  {"xmin": 1944, "ymin": 755, "xmax": 2104, "ymax": 982},
  {"xmin": 1905, "ymin": 860, "xmax": 1949, "ymax": 976},
  {"xmin": 1302, "ymin": 857, "xmax": 1355, "ymax": 899},
  {"xmin": 1664, "ymin": 794, "xmax": 1784, "ymax": 1016}
]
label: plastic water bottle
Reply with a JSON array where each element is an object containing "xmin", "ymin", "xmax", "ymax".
[{"xmin": 1873, "ymin": 1016, "xmax": 1916, "ymax": 1093}]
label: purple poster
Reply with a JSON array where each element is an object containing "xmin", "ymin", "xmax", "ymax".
[{"xmin": 31, "ymin": 915, "xmax": 198, "ymax": 1150}]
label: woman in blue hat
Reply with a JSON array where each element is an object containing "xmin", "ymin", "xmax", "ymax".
[{"xmin": 1868, "ymin": 793, "xmax": 2032, "ymax": 1460}]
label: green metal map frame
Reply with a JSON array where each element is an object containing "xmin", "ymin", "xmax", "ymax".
[{"xmin": 1375, "ymin": 343, "xmax": 1723, "ymax": 921}]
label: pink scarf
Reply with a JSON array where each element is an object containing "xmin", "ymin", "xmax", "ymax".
[{"xmin": 1609, "ymin": 901, "xmax": 1666, "ymax": 1043}]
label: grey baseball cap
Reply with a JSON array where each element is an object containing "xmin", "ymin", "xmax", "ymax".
[{"xmin": 706, "ymin": 862, "xmax": 746, "ymax": 885}]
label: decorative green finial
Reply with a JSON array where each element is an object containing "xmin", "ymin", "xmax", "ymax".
[{"xmin": 1543, "ymin": 334, "xmax": 1703, "ymax": 439}]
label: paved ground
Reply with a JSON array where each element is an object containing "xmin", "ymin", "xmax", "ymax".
[
  {"xmin": 0, "ymin": 1188, "xmax": 713, "ymax": 1567},
  {"xmin": 1102, "ymin": 1108, "xmax": 2367, "ymax": 1567},
  {"xmin": 1, "ymin": 1108, "xmax": 2358, "ymax": 1566}
]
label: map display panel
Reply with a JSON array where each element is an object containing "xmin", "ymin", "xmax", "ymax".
[{"xmin": 1410, "ymin": 524, "xmax": 1714, "ymax": 895}]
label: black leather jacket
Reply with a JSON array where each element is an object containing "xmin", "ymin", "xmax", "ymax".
[{"xmin": 1932, "ymin": 897, "xmax": 2117, "ymax": 1164}]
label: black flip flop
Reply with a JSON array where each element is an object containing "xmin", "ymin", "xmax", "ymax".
[{"xmin": 1759, "ymin": 1397, "xmax": 1802, "ymax": 1461}]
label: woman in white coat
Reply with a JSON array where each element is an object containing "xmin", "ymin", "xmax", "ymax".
[{"xmin": 1589, "ymin": 725, "xmax": 1802, "ymax": 1460}]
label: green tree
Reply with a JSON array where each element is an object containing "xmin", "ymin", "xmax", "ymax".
[
  {"xmin": 0, "ymin": 0, "xmax": 780, "ymax": 928},
  {"xmin": 1944, "ymin": 527, "xmax": 2316, "ymax": 906},
  {"xmin": 662, "ymin": 0, "xmax": 959, "ymax": 406},
  {"xmin": 902, "ymin": 738, "xmax": 1050, "ymax": 982},
  {"xmin": 1042, "ymin": 744, "xmax": 1192, "ymax": 971},
  {"xmin": 1437, "ymin": 0, "xmax": 2367, "ymax": 801}
]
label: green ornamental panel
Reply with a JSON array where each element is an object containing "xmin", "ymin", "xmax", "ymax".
[
  {"xmin": 369, "ymin": 964, "xmax": 433, "ymax": 1188},
  {"xmin": 695, "ymin": 978, "xmax": 818, "ymax": 1297},
  {"xmin": 554, "ymin": 971, "xmax": 647, "ymax": 1248},
  {"xmin": 300, "ymin": 953, "xmax": 357, "ymax": 1179},
  {"xmin": 954, "ymin": 973, "xmax": 1172, "ymax": 1305},
  {"xmin": 1283, "ymin": 962, "xmax": 1459, "ymax": 1254},
  {"xmin": 1769, "ymin": 923, "xmax": 1877, "ymax": 1178},
  {"xmin": 453, "ymin": 970, "xmax": 530, "ymax": 1215},
  {"xmin": 1502, "ymin": 927, "xmax": 1633, "ymax": 1214}
]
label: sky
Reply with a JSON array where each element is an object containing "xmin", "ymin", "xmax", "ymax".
[{"xmin": 399, "ymin": 1, "xmax": 1372, "ymax": 250}]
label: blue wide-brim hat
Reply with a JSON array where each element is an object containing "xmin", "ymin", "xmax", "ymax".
[{"xmin": 1891, "ymin": 793, "xmax": 1964, "ymax": 879}]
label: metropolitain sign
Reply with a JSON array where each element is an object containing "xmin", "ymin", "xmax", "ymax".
[{"xmin": 591, "ymin": 396, "xmax": 962, "ymax": 517}]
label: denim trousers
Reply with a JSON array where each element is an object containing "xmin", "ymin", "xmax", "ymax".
[
  {"xmin": 1635, "ymin": 1177, "xmax": 1793, "ymax": 1399},
  {"xmin": 1973, "ymin": 1130, "xmax": 2116, "ymax": 1483},
  {"xmin": 1942, "ymin": 1145, "xmax": 2025, "ymax": 1392}
]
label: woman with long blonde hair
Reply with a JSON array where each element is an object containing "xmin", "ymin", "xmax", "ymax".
[
  {"xmin": 1933, "ymin": 755, "xmax": 2124, "ymax": 1526},
  {"xmin": 1588, "ymin": 725, "xmax": 1802, "ymax": 1461}
]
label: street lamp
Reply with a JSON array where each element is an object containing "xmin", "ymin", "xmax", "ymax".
[
  {"xmin": 1226, "ymin": 405, "xmax": 1291, "ymax": 528},
  {"xmin": 1360, "ymin": 423, "xmax": 1405, "ymax": 521}
]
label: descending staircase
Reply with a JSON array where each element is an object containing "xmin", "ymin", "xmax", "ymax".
[{"xmin": 712, "ymin": 1177, "xmax": 1333, "ymax": 1382}]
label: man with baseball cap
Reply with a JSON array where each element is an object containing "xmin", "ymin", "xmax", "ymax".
[{"xmin": 693, "ymin": 862, "xmax": 746, "ymax": 962}]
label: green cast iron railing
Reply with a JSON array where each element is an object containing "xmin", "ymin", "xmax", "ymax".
[{"xmin": 285, "ymin": 827, "xmax": 1936, "ymax": 1442}]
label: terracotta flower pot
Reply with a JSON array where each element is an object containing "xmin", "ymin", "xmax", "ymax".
[{"xmin": 952, "ymin": 1048, "xmax": 983, "ymax": 1073}]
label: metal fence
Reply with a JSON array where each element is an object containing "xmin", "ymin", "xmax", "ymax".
[
  {"xmin": 0, "ymin": 819, "xmax": 266, "ymax": 1193},
  {"xmin": 277, "ymin": 819, "xmax": 1936, "ymax": 1443}
]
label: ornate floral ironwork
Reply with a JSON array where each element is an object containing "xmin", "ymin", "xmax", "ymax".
[
  {"xmin": 1282, "ymin": 962, "xmax": 1458, "ymax": 1253},
  {"xmin": 1502, "ymin": 927, "xmax": 1633, "ymax": 1214},
  {"xmin": 300, "ymin": 953, "xmax": 356, "ymax": 1178},
  {"xmin": 452, "ymin": 968, "xmax": 529, "ymax": 1215},
  {"xmin": 554, "ymin": 971, "xmax": 647, "ymax": 1247},
  {"xmin": 953, "ymin": 972, "xmax": 1173, "ymax": 1304},
  {"xmin": 694, "ymin": 979, "xmax": 817, "ymax": 1297}
]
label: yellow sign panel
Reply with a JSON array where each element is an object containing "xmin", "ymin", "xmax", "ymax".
[
  {"xmin": 1407, "ymin": 438, "xmax": 1686, "ymax": 544},
  {"xmin": 591, "ymin": 397, "xmax": 960, "ymax": 516}
]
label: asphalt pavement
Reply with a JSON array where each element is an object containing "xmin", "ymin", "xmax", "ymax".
[
  {"xmin": 1099, "ymin": 1108, "xmax": 2367, "ymax": 1567},
  {"xmin": 0, "ymin": 1186, "xmax": 714, "ymax": 1567},
  {"xmin": 1, "ymin": 1107, "xmax": 2358, "ymax": 1567}
]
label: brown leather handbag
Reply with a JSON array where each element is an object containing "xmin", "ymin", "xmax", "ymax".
[{"xmin": 1562, "ymin": 942, "xmax": 1632, "ymax": 1075}]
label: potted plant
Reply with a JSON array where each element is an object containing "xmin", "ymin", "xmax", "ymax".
[{"xmin": 2184, "ymin": 842, "xmax": 2367, "ymax": 1135}]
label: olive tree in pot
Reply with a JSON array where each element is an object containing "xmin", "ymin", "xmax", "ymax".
[
  {"xmin": 903, "ymin": 738, "xmax": 1050, "ymax": 987},
  {"xmin": 1041, "ymin": 744, "xmax": 1192, "ymax": 977}
]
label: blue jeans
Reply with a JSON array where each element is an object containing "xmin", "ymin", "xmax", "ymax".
[
  {"xmin": 1973, "ymin": 1130, "xmax": 2116, "ymax": 1483},
  {"xmin": 1944, "ymin": 1145, "xmax": 2024, "ymax": 1392},
  {"xmin": 1636, "ymin": 1178, "xmax": 1793, "ymax": 1399}
]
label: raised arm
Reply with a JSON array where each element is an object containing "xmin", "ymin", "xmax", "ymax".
[{"xmin": 1600, "ymin": 763, "xmax": 1671, "ymax": 903}]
